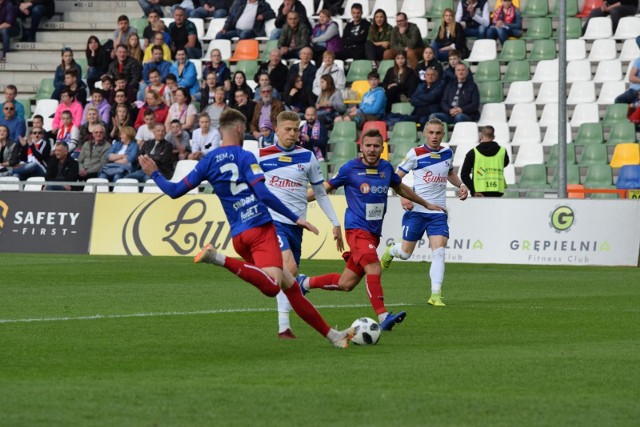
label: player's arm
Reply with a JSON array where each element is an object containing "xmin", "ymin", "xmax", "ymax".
[
  {"xmin": 448, "ymin": 168, "xmax": 468, "ymax": 200},
  {"xmin": 392, "ymin": 182, "xmax": 447, "ymax": 213},
  {"xmin": 307, "ymin": 181, "xmax": 335, "ymax": 202},
  {"xmin": 253, "ymin": 180, "xmax": 319, "ymax": 234},
  {"xmin": 139, "ymin": 154, "xmax": 202, "ymax": 198},
  {"xmin": 395, "ymin": 167, "xmax": 415, "ymax": 210},
  {"xmin": 311, "ymin": 182, "xmax": 344, "ymax": 252}
]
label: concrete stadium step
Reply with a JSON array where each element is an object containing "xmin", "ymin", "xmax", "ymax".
[
  {"xmin": 63, "ymin": 11, "xmax": 130, "ymax": 23},
  {"xmin": 6, "ymin": 50, "xmax": 78, "ymax": 64},
  {"xmin": 40, "ymin": 21, "xmax": 115, "ymax": 31},
  {"xmin": 36, "ymin": 30, "xmax": 112, "ymax": 44},
  {"xmin": 0, "ymin": 71, "xmax": 54, "ymax": 87},
  {"xmin": 9, "ymin": 41, "xmax": 88, "ymax": 52},
  {"xmin": 56, "ymin": 0, "xmax": 141, "ymax": 13}
]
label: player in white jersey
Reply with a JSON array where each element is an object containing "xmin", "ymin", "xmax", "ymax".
[
  {"xmin": 381, "ymin": 118, "xmax": 468, "ymax": 306},
  {"xmin": 259, "ymin": 111, "xmax": 343, "ymax": 339}
]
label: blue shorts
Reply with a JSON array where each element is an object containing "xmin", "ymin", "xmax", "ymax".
[
  {"xmin": 274, "ymin": 221, "xmax": 304, "ymax": 265},
  {"xmin": 401, "ymin": 211, "xmax": 449, "ymax": 242}
]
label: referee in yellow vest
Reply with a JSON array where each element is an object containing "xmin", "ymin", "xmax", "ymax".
[{"xmin": 460, "ymin": 125, "xmax": 510, "ymax": 197}]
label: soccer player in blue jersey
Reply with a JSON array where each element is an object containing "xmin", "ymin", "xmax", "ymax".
[
  {"xmin": 138, "ymin": 108, "xmax": 354, "ymax": 348},
  {"xmin": 381, "ymin": 118, "xmax": 469, "ymax": 306},
  {"xmin": 297, "ymin": 129, "xmax": 446, "ymax": 331},
  {"xmin": 260, "ymin": 111, "xmax": 344, "ymax": 339}
]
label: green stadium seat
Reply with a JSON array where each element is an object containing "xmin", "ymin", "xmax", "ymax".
[
  {"xmin": 260, "ymin": 40, "xmax": 278, "ymax": 62},
  {"xmin": 390, "ymin": 139, "xmax": 418, "ymax": 165},
  {"xmin": 390, "ymin": 102, "xmax": 414, "ymax": 115},
  {"xmin": 319, "ymin": 161, "xmax": 329, "ymax": 179},
  {"xmin": 130, "ymin": 17, "xmax": 147, "ymax": 36},
  {"xmin": 579, "ymin": 144, "xmax": 609, "ymax": 166},
  {"xmin": 478, "ymin": 81, "xmax": 504, "ymax": 103},
  {"xmin": 328, "ymin": 121, "xmax": 357, "ymax": 144},
  {"xmin": 474, "ymin": 59, "xmax": 501, "ymax": 83},
  {"xmin": 583, "ymin": 164, "xmax": 616, "ymax": 198},
  {"xmin": 34, "ymin": 79, "xmax": 55, "ymax": 100},
  {"xmin": 602, "ymin": 104, "xmax": 631, "ymax": 126},
  {"xmin": 523, "ymin": 18, "xmax": 552, "ymax": 40},
  {"xmin": 522, "ymin": 0, "xmax": 549, "ymax": 17},
  {"xmin": 75, "ymin": 58, "xmax": 88, "ymax": 77},
  {"xmin": 425, "ymin": 0, "xmax": 454, "ymax": 18},
  {"xmin": 518, "ymin": 164, "xmax": 550, "ymax": 189},
  {"xmin": 235, "ymin": 60, "xmax": 259, "ymax": 79},
  {"xmin": 527, "ymin": 39, "xmax": 557, "ymax": 62},
  {"xmin": 327, "ymin": 141, "xmax": 358, "ymax": 165},
  {"xmin": 377, "ymin": 60, "xmax": 394, "ymax": 79},
  {"xmin": 550, "ymin": 164, "xmax": 581, "ymax": 187},
  {"xmin": 561, "ymin": 17, "xmax": 583, "ymax": 39},
  {"xmin": 499, "ymin": 39, "xmax": 526, "ymax": 62},
  {"xmin": 346, "ymin": 60, "xmax": 373, "ymax": 83},
  {"xmin": 607, "ymin": 122, "xmax": 638, "ymax": 145},
  {"xmin": 389, "ymin": 121, "xmax": 418, "ymax": 144},
  {"xmin": 550, "ymin": 0, "xmax": 578, "ymax": 16},
  {"xmin": 547, "ymin": 144, "xmax": 577, "ymax": 167},
  {"xmin": 502, "ymin": 60, "xmax": 531, "ymax": 83},
  {"xmin": 17, "ymin": 99, "xmax": 31, "ymax": 118},
  {"xmin": 574, "ymin": 123, "xmax": 604, "ymax": 145}
]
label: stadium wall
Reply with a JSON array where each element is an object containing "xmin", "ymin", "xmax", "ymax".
[{"xmin": 0, "ymin": 193, "xmax": 638, "ymax": 266}]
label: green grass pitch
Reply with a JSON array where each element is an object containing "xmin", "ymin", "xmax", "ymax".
[{"xmin": 1, "ymin": 254, "xmax": 639, "ymax": 426}]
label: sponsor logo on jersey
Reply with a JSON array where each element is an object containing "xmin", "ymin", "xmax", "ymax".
[
  {"xmin": 278, "ymin": 156, "xmax": 292, "ymax": 163},
  {"xmin": 365, "ymin": 203, "xmax": 384, "ymax": 221},
  {"xmin": 360, "ymin": 183, "xmax": 371, "ymax": 194},
  {"xmin": 250, "ymin": 164, "xmax": 263, "ymax": 173},
  {"xmin": 430, "ymin": 153, "xmax": 441, "ymax": 159},
  {"xmin": 422, "ymin": 170, "xmax": 447, "ymax": 183},
  {"xmin": 366, "ymin": 168, "xmax": 378, "ymax": 175},
  {"xmin": 269, "ymin": 176, "xmax": 303, "ymax": 188}
]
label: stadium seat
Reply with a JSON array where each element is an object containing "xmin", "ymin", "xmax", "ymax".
[
  {"xmin": 612, "ymin": 16, "xmax": 640, "ymax": 40},
  {"xmin": 400, "ymin": 0, "xmax": 426, "ymax": 18},
  {"xmin": 607, "ymin": 122, "xmax": 638, "ymax": 145},
  {"xmin": 474, "ymin": 59, "xmax": 501, "ymax": 83},
  {"xmin": 508, "ymin": 103, "xmax": 538, "ymax": 128},
  {"xmin": 203, "ymin": 39, "xmax": 232, "ymax": 61},
  {"xmin": 389, "ymin": 121, "xmax": 418, "ymax": 144},
  {"xmin": 130, "ymin": 17, "xmax": 147, "ymax": 36},
  {"xmin": 243, "ymin": 140, "xmax": 260, "ymax": 160},
  {"xmin": 512, "ymin": 122, "xmax": 541, "ymax": 145},
  {"xmin": 550, "ymin": 164, "xmax": 581, "ymax": 187},
  {"xmin": 113, "ymin": 178, "xmax": 140, "ymax": 194},
  {"xmin": 610, "ymin": 143, "xmax": 640, "ymax": 168},
  {"xmin": 0, "ymin": 176, "xmax": 20, "ymax": 191},
  {"xmin": 593, "ymin": 60, "xmax": 623, "ymax": 83},
  {"xmin": 478, "ymin": 103, "xmax": 507, "ymax": 126},
  {"xmin": 448, "ymin": 122, "xmax": 478, "ymax": 147},
  {"xmin": 563, "ymin": 17, "xmax": 584, "ymax": 40},
  {"xmin": 542, "ymin": 123, "xmax": 573, "ymax": 146},
  {"xmin": 579, "ymin": 144, "xmax": 609, "ymax": 166},
  {"xmin": 574, "ymin": 122, "xmax": 605, "ymax": 145},
  {"xmin": 478, "ymin": 81, "xmax": 504, "ymax": 104},
  {"xmin": 535, "ymin": 81, "xmax": 561, "ymax": 105},
  {"xmin": 390, "ymin": 102, "xmax": 414, "ymax": 115},
  {"xmin": 565, "ymin": 39, "xmax": 587, "ymax": 61},
  {"xmin": 328, "ymin": 141, "xmax": 358, "ymax": 166},
  {"xmin": 391, "ymin": 139, "xmax": 419, "ymax": 165},
  {"xmin": 499, "ymin": 39, "xmax": 526, "ymax": 62},
  {"xmin": 190, "ymin": 59, "xmax": 203, "ymax": 81},
  {"xmin": 235, "ymin": 60, "xmax": 259, "ymax": 79},
  {"xmin": 504, "ymin": 81, "xmax": 534, "ymax": 104},
  {"xmin": 171, "ymin": 160, "xmax": 198, "ymax": 182},
  {"xmin": 502, "ymin": 60, "xmax": 531, "ymax": 83},
  {"xmin": 597, "ymin": 81, "xmax": 626, "ymax": 105},
  {"xmin": 518, "ymin": 164, "xmax": 550, "ymax": 189},
  {"xmin": 371, "ymin": 0, "xmax": 397, "ymax": 19},
  {"xmin": 344, "ymin": 79, "xmax": 370, "ymax": 105},
  {"xmin": 257, "ymin": 18, "xmax": 276, "ymax": 41},
  {"xmin": 567, "ymin": 82, "xmax": 596, "ymax": 105},
  {"xmin": 377, "ymin": 60, "xmax": 394, "ymax": 79},
  {"xmin": 229, "ymin": 40, "xmax": 259, "ymax": 62},
  {"xmin": 83, "ymin": 178, "xmax": 109, "ymax": 193},
  {"xmin": 539, "ymin": 103, "xmax": 560, "ymax": 127},
  {"xmin": 567, "ymin": 59, "xmax": 591, "ymax": 83},
  {"xmin": 202, "ymin": 18, "xmax": 226, "ymax": 40},
  {"xmin": 24, "ymin": 176, "xmax": 44, "ymax": 192},
  {"xmin": 452, "ymin": 142, "xmax": 476, "ymax": 167},
  {"xmin": 514, "ymin": 145, "xmax": 545, "ymax": 167},
  {"xmin": 547, "ymin": 143, "xmax": 577, "ymax": 167},
  {"xmin": 30, "ymin": 99, "xmax": 58, "ymax": 120},
  {"xmin": 527, "ymin": 39, "xmax": 556, "ymax": 62},
  {"xmin": 188, "ymin": 18, "xmax": 205, "ymax": 40},
  {"xmin": 587, "ymin": 38, "xmax": 617, "ymax": 62},
  {"xmin": 260, "ymin": 40, "xmax": 279, "ymax": 62},
  {"xmin": 17, "ymin": 99, "xmax": 31, "ymax": 119},
  {"xmin": 143, "ymin": 179, "xmax": 163, "ymax": 193},
  {"xmin": 602, "ymin": 103, "xmax": 630, "ymax": 126},
  {"xmin": 493, "ymin": 122, "xmax": 512, "ymax": 146},
  {"xmin": 359, "ymin": 121, "xmax": 388, "ymax": 144},
  {"xmin": 521, "ymin": 0, "xmax": 549, "ymax": 17},
  {"xmin": 523, "ymin": 17, "xmax": 552, "ymax": 40},
  {"xmin": 619, "ymin": 38, "xmax": 640, "ymax": 62},
  {"xmin": 577, "ymin": 0, "xmax": 603, "ymax": 17},
  {"xmin": 329, "ymin": 121, "xmax": 357, "ymax": 144},
  {"xmin": 583, "ymin": 164, "xmax": 615, "ymax": 190},
  {"xmin": 425, "ymin": 0, "xmax": 453, "ymax": 18},
  {"xmin": 531, "ymin": 59, "xmax": 558, "ymax": 82},
  {"xmin": 504, "ymin": 163, "xmax": 517, "ymax": 184},
  {"xmin": 570, "ymin": 103, "xmax": 600, "ymax": 128},
  {"xmin": 408, "ymin": 18, "xmax": 429, "ymax": 40},
  {"xmin": 566, "ymin": 184, "xmax": 586, "ymax": 198},
  {"xmin": 34, "ymin": 79, "xmax": 55, "ymax": 100},
  {"xmin": 616, "ymin": 165, "xmax": 640, "ymax": 189},
  {"xmin": 580, "ymin": 17, "xmax": 612, "ymax": 40},
  {"xmin": 550, "ymin": 0, "xmax": 578, "ymax": 16},
  {"xmin": 346, "ymin": 60, "xmax": 373, "ymax": 83},
  {"xmin": 467, "ymin": 40, "xmax": 498, "ymax": 62}
]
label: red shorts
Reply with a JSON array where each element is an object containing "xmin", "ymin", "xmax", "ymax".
[
  {"xmin": 344, "ymin": 229, "xmax": 380, "ymax": 276},
  {"xmin": 232, "ymin": 223, "xmax": 283, "ymax": 269}
]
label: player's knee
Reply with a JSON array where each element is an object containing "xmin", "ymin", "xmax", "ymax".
[
  {"xmin": 339, "ymin": 279, "xmax": 359, "ymax": 292},
  {"xmin": 432, "ymin": 247, "xmax": 445, "ymax": 260},
  {"xmin": 396, "ymin": 248, "xmax": 411, "ymax": 260}
]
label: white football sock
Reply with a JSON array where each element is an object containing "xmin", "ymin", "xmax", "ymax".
[
  {"xmin": 276, "ymin": 290, "xmax": 291, "ymax": 333},
  {"xmin": 377, "ymin": 312, "xmax": 388, "ymax": 323},
  {"xmin": 430, "ymin": 247, "xmax": 445, "ymax": 294},
  {"xmin": 390, "ymin": 243, "xmax": 411, "ymax": 260}
]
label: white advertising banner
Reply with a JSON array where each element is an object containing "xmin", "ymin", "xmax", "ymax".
[{"xmin": 379, "ymin": 199, "xmax": 640, "ymax": 267}]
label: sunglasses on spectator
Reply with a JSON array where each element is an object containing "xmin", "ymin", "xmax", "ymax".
[
  {"xmin": 32, "ymin": 131, "xmax": 43, "ymax": 134},
  {"xmin": 4, "ymin": 107, "xmax": 14, "ymax": 111}
]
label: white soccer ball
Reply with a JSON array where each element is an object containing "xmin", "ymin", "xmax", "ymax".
[{"xmin": 351, "ymin": 317, "xmax": 381, "ymax": 345}]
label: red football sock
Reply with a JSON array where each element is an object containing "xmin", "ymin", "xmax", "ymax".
[
  {"xmin": 365, "ymin": 274, "xmax": 386, "ymax": 315},
  {"xmin": 284, "ymin": 282, "xmax": 331, "ymax": 336},
  {"xmin": 309, "ymin": 273, "xmax": 342, "ymax": 290},
  {"xmin": 223, "ymin": 257, "xmax": 280, "ymax": 297}
]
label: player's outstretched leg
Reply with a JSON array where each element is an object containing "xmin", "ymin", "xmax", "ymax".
[
  {"xmin": 276, "ymin": 290, "xmax": 295, "ymax": 339},
  {"xmin": 195, "ymin": 244, "xmax": 280, "ymax": 297},
  {"xmin": 381, "ymin": 242, "xmax": 395, "ymax": 269},
  {"xmin": 382, "ymin": 242, "xmax": 411, "ymax": 270},
  {"xmin": 364, "ymin": 273, "xmax": 407, "ymax": 331},
  {"xmin": 299, "ymin": 273, "xmax": 342, "ymax": 292}
]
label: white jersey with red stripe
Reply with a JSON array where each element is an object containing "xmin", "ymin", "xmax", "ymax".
[
  {"xmin": 397, "ymin": 144, "xmax": 453, "ymax": 214},
  {"xmin": 259, "ymin": 143, "xmax": 324, "ymax": 225}
]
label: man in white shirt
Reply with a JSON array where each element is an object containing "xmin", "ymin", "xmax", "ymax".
[{"xmin": 215, "ymin": 0, "xmax": 275, "ymax": 40}]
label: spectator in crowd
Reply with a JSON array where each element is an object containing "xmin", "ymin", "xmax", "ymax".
[
  {"xmin": 169, "ymin": 48, "xmax": 199, "ymax": 97},
  {"xmin": 138, "ymin": 0, "xmax": 166, "ymax": 17},
  {"xmin": 460, "ymin": 125, "xmax": 509, "ymax": 197},
  {"xmin": 337, "ymin": 3, "xmax": 370, "ymax": 61},
  {"xmin": 204, "ymin": 86, "xmax": 229, "ymax": 128},
  {"xmin": 139, "ymin": 47, "xmax": 172, "ymax": 101},
  {"xmin": 278, "ymin": 11, "xmax": 311, "ymax": 60},
  {"xmin": 136, "ymin": 109, "xmax": 157, "ymax": 145},
  {"xmin": 52, "ymin": 90, "xmax": 83, "ymax": 132},
  {"xmin": 382, "ymin": 50, "xmax": 419, "ymax": 111},
  {"xmin": 486, "ymin": 0, "xmax": 522, "ymax": 46},
  {"xmin": 0, "ymin": 0, "xmax": 18, "ymax": 61},
  {"xmin": 320, "ymin": 0, "xmax": 343, "ymax": 16},
  {"xmin": 365, "ymin": 9, "xmax": 393, "ymax": 67},
  {"xmin": 189, "ymin": 113, "xmax": 221, "ymax": 160},
  {"xmin": 310, "ymin": 9, "xmax": 342, "ymax": 65},
  {"xmin": 191, "ymin": 0, "xmax": 231, "ymax": 18},
  {"xmin": 55, "ymin": 110, "xmax": 80, "ymax": 152},
  {"xmin": 77, "ymin": 106, "xmax": 106, "ymax": 152},
  {"xmin": 233, "ymin": 89, "xmax": 256, "ymax": 134},
  {"xmin": 52, "ymin": 47, "xmax": 83, "ymax": 100},
  {"xmin": 129, "ymin": 123, "xmax": 175, "ymax": 183},
  {"xmin": 2, "ymin": 85, "xmax": 25, "ymax": 120},
  {"xmin": 112, "ymin": 15, "xmax": 138, "ymax": 53},
  {"xmin": 430, "ymin": 63, "xmax": 480, "ymax": 124},
  {"xmin": 300, "ymin": 106, "xmax": 328, "ymax": 161},
  {"xmin": 31, "ymin": 114, "xmax": 50, "ymax": 141},
  {"xmin": 383, "ymin": 12, "xmax": 424, "ymax": 69},
  {"xmin": 615, "ymin": 37, "xmax": 640, "ymax": 104},
  {"xmin": 200, "ymin": 72, "xmax": 219, "ymax": 110},
  {"xmin": 228, "ymin": 71, "xmax": 254, "ymax": 107},
  {"xmin": 127, "ymin": 32, "xmax": 145, "ymax": 64},
  {"xmin": 165, "ymin": 119, "xmax": 191, "ymax": 161},
  {"xmin": 335, "ymin": 71, "xmax": 386, "ymax": 129},
  {"xmin": 98, "ymin": 125, "xmax": 139, "ymax": 183},
  {"xmin": 410, "ymin": 66, "xmax": 445, "ymax": 127},
  {"xmin": 0, "ymin": 124, "xmax": 21, "ymax": 175},
  {"xmin": 109, "ymin": 103, "xmax": 134, "ymax": 141},
  {"xmin": 287, "ymin": 46, "xmax": 316, "ymax": 90},
  {"xmin": 108, "ymin": 45, "xmax": 143, "ymax": 93},
  {"xmin": 170, "ymin": 0, "xmax": 197, "ymax": 16},
  {"xmin": 271, "ymin": 0, "xmax": 311, "ymax": 40},
  {"xmin": 100, "ymin": 73, "xmax": 115, "ymax": 97},
  {"xmin": 216, "ymin": 0, "xmax": 275, "ymax": 40},
  {"xmin": 165, "ymin": 73, "xmax": 179, "ymax": 104},
  {"xmin": 77, "ymin": 124, "xmax": 111, "ymax": 181},
  {"xmin": 142, "ymin": 9, "xmax": 162, "ymax": 43},
  {"xmin": 82, "ymin": 89, "xmax": 111, "ymax": 126},
  {"xmin": 11, "ymin": 126, "xmax": 50, "ymax": 180},
  {"xmin": 59, "ymin": 68, "xmax": 88, "ymax": 106},
  {"xmin": 312, "ymin": 50, "xmax": 346, "ymax": 97},
  {"xmin": 416, "ymin": 46, "xmax": 443, "ymax": 82},
  {"xmin": 258, "ymin": 120, "xmax": 276, "ymax": 147},
  {"xmin": 455, "ymin": 0, "xmax": 490, "ymax": 39},
  {"xmin": 169, "ymin": 6, "xmax": 202, "ymax": 59},
  {"xmin": 143, "ymin": 31, "xmax": 172, "ymax": 63},
  {"xmin": 431, "ymin": 8, "xmax": 468, "ymax": 61},
  {"xmin": 442, "ymin": 49, "xmax": 473, "ymax": 85},
  {"xmin": 315, "ymin": 74, "xmax": 345, "ymax": 127},
  {"xmin": 18, "ymin": 0, "xmax": 55, "ymax": 43},
  {"xmin": 255, "ymin": 49, "xmax": 289, "ymax": 94},
  {"xmin": 0, "ymin": 101, "xmax": 26, "ymax": 141},
  {"xmin": 202, "ymin": 48, "xmax": 231, "ymax": 91},
  {"xmin": 583, "ymin": 0, "xmax": 638, "ymax": 34},
  {"xmin": 254, "ymin": 72, "xmax": 281, "ymax": 100},
  {"xmin": 110, "ymin": 86, "xmax": 138, "ymax": 122},
  {"xmin": 45, "ymin": 141, "xmax": 79, "ymax": 191},
  {"xmin": 626, "ymin": 90, "xmax": 640, "ymax": 127},
  {"xmin": 251, "ymin": 84, "xmax": 285, "ymax": 140},
  {"xmin": 165, "ymin": 86, "xmax": 197, "ymax": 132},
  {"xmin": 284, "ymin": 73, "xmax": 315, "ymax": 115},
  {"xmin": 86, "ymin": 36, "xmax": 111, "ymax": 91}
]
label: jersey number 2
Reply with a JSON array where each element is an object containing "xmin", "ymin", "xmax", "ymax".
[{"xmin": 220, "ymin": 163, "xmax": 249, "ymax": 195}]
